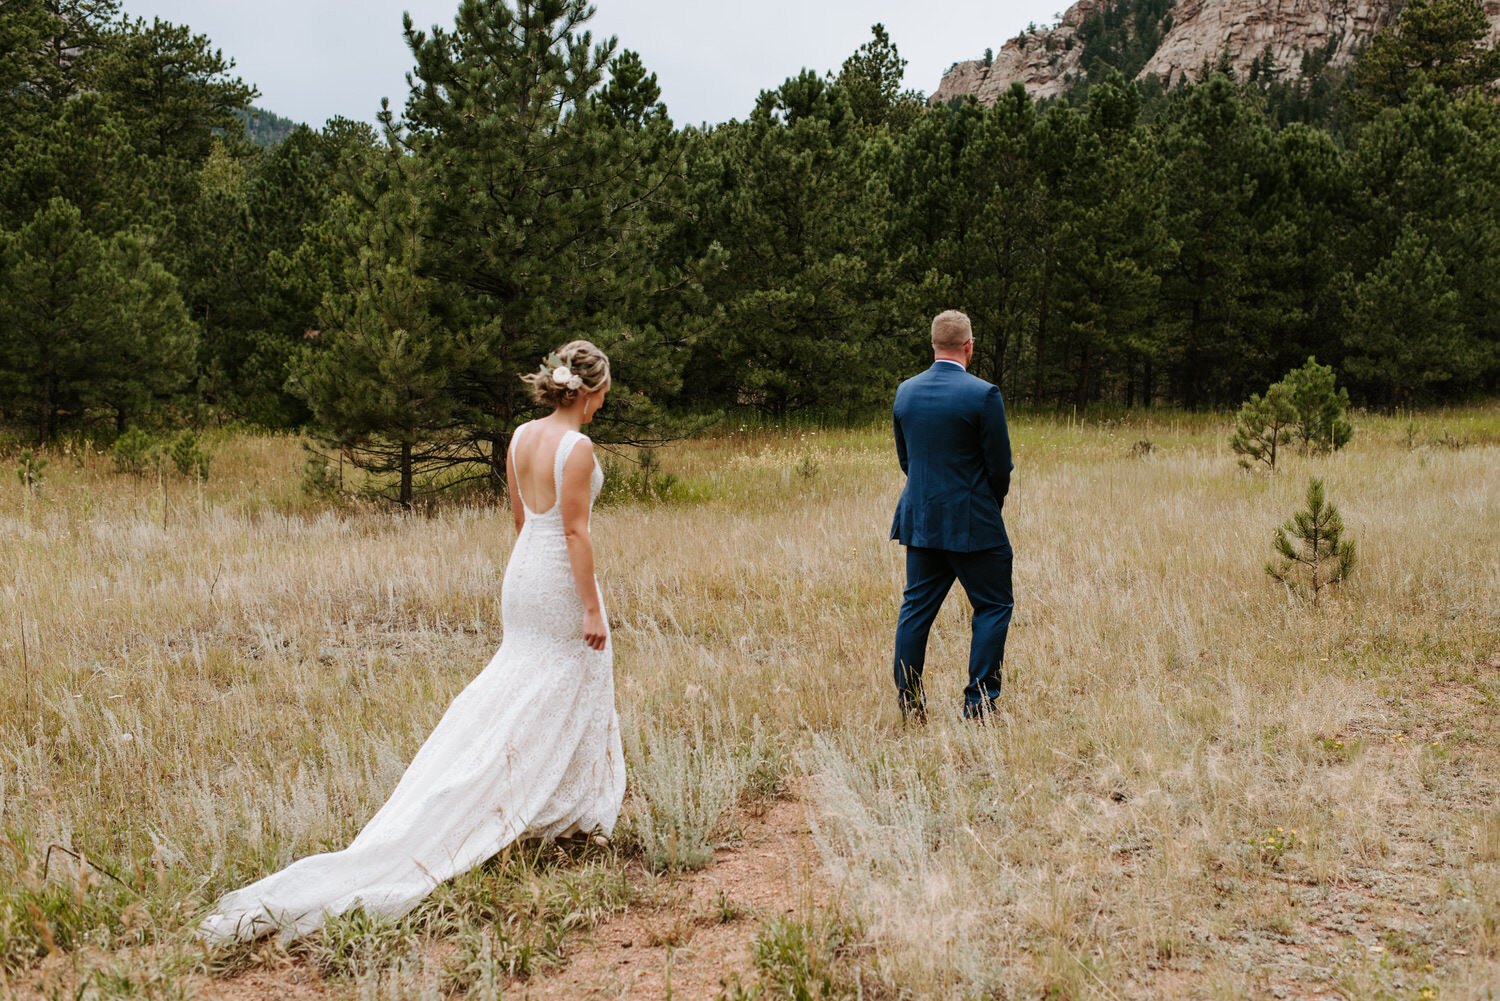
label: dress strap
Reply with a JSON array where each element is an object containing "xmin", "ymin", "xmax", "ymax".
[{"xmin": 553, "ymin": 430, "xmax": 587, "ymax": 500}]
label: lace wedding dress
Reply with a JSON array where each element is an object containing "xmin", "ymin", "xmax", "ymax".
[{"xmin": 200, "ymin": 426, "xmax": 624, "ymax": 943}]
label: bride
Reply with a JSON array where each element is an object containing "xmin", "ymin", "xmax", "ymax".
[{"xmin": 200, "ymin": 340, "xmax": 625, "ymax": 943}]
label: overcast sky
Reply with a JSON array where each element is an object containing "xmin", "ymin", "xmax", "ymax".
[{"xmin": 116, "ymin": 0, "xmax": 1063, "ymax": 129}]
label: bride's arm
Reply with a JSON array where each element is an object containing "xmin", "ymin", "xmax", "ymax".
[
  {"xmin": 560, "ymin": 441, "xmax": 607, "ymax": 651},
  {"xmin": 505, "ymin": 443, "xmax": 525, "ymax": 534}
]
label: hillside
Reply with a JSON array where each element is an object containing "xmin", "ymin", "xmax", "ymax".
[
  {"xmin": 932, "ymin": 0, "xmax": 1500, "ymax": 105},
  {"xmin": 235, "ymin": 105, "xmax": 303, "ymax": 147}
]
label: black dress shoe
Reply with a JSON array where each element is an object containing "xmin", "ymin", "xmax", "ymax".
[{"xmin": 963, "ymin": 700, "xmax": 999, "ymax": 723}]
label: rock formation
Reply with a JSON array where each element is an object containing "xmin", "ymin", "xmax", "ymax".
[{"xmin": 930, "ymin": 0, "xmax": 1500, "ymax": 105}]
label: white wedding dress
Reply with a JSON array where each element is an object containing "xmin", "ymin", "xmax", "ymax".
[{"xmin": 200, "ymin": 426, "xmax": 625, "ymax": 943}]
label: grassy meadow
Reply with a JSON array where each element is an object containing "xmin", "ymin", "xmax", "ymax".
[{"xmin": 2, "ymin": 405, "xmax": 1499, "ymax": 999}]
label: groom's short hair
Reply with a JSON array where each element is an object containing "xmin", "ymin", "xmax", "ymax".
[{"xmin": 931, "ymin": 310, "xmax": 973, "ymax": 350}]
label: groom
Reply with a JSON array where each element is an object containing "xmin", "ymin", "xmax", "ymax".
[{"xmin": 890, "ymin": 310, "xmax": 1014, "ymax": 722}]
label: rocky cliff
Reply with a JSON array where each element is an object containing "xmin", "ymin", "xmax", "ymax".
[{"xmin": 931, "ymin": 0, "xmax": 1500, "ymax": 105}]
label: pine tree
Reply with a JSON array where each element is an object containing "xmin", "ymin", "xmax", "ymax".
[
  {"xmin": 288, "ymin": 155, "xmax": 490, "ymax": 508},
  {"xmin": 595, "ymin": 48, "xmax": 664, "ymax": 130},
  {"xmin": 240, "ymin": 126, "xmax": 352, "ymax": 426},
  {"xmin": 179, "ymin": 123, "xmax": 380, "ymax": 427},
  {"xmin": 0, "ymin": 0, "xmax": 120, "ymax": 114},
  {"xmin": 1351, "ymin": 0, "xmax": 1500, "ymax": 119},
  {"xmin": 1267, "ymin": 477, "xmax": 1357, "ymax": 604},
  {"xmin": 1230, "ymin": 382, "xmax": 1297, "ymax": 472},
  {"xmin": 1345, "ymin": 85, "xmax": 1500, "ymax": 404},
  {"xmin": 1282, "ymin": 356, "xmax": 1353, "ymax": 452},
  {"xmin": 1257, "ymin": 124, "xmax": 1354, "ymax": 374},
  {"xmin": 0, "ymin": 93, "xmax": 152, "ymax": 235},
  {"xmin": 1156, "ymin": 75, "xmax": 1286, "ymax": 407},
  {"xmin": 1231, "ymin": 357, "xmax": 1353, "ymax": 470},
  {"xmin": 682, "ymin": 70, "xmax": 889, "ymax": 417},
  {"xmin": 836, "ymin": 23, "xmax": 923, "ymax": 129},
  {"xmin": 95, "ymin": 15, "xmax": 258, "ymax": 164},
  {"xmin": 1046, "ymin": 73, "xmax": 1173, "ymax": 408},
  {"xmin": 1344, "ymin": 226, "xmax": 1473, "ymax": 406},
  {"xmin": 398, "ymin": 0, "xmax": 699, "ymax": 477},
  {"xmin": 98, "ymin": 229, "xmax": 200, "ymax": 431},
  {"xmin": 880, "ymin": 86, "xmax": 1047, "ymax": 402},
  {"xmin": 0, "ymin": 198, "xmax": 196, "ymax": 441}
]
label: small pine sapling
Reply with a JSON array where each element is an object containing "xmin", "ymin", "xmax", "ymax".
[
  {"xmin": 168, "ymin": 430, "xmax": 211, "ymax": 480},
  {"xmin": 16, "ymin": 449, "xmax": 48, "ymax": 489},
  {"xmin": 1266, "ymin": 477, "xmax": 1356, "ymax": 604},
  {"xmin": 111, "ymin": 428, "xmax": 160, "ymax": 476},
  {"xmin": 1230, "ymin": 382, "xmax": 1296, "ymax": 471}
]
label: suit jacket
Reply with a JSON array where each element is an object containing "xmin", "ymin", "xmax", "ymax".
[{"xmin": 890, "ymin": 361, "xmax": 1012, "ymax": 552}]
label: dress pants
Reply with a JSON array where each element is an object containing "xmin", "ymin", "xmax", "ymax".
[{"xmin": 893, "ymin": 544, "xmax": 1013, "ymax": 717}]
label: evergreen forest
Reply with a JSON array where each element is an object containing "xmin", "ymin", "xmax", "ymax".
[{"xmin": 3, "ymin": 0, "xmax": 1499, "ymax": 496}]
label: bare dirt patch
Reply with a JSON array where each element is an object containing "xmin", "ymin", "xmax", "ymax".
[
  {"xmin": 510, "ymin": 794, "xmax": 820, "ymax": 1000},
  {"xmin": 207, "ymin": 962, "xmax": 342, "ymax": 1001}
]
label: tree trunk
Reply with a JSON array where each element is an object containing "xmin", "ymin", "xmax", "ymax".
[
  {"xmin": 400, "ymin": 442, "xmax": 413, "ymax": 509},
  {"xmin": 1033, "ymin": 259, "xmax": 1052, "ymax": 405},
  {"xmin": 1188, "ymin": 258, "xmax": 1206, "ymax": 410},
  {"xmin": 43, "ymin": 377, "xmax": 58, "ymax": 443},
  {"xmin": 490, "ymin": 433, "xmax": 506, "ymax": 488},
  {"xmin": 1075, "ymin": 343, "xmax": 1092, "ymax": 410}
]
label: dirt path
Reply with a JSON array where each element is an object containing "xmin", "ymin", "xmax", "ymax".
[{"xmin": 510, "ymin": 794, "xmax": 821, "ymax": 1000}]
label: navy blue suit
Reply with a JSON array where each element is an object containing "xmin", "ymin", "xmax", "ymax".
[{"xmin": 890, "ymin": 361, "xmax": 1014, "ymax": 717}]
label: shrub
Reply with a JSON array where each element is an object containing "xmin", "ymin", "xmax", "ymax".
[
  {"xmin": 168, "ymin": 430, "xmax": 211, "ymax": 480},
  {"xmin": 599, "ymin": 448, "xmax": 683, "ymax": 504},
  {"xmin": 1434, "ymin": 428, "xmax": 1468, "ymax": 450},
  {"xmin": 110, "ymin": 428, "xmax": 160, "ymax": 476},
  {"xmin": 749, "ymin": 914, "xmax": 861, "ymax": 1000},
  {"xmin": 15, "ymin": 449, "xmax": 47, "ymax": 489},
  {"xmin": 619, "ymin": 714, "xmax": 752, "ymax": 872},
  {"xmin": 302, "ymin": 451, "xmax": 340, "ymax": 498}
]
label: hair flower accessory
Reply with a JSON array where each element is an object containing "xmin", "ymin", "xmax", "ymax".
[{"xmin": 538, "ymin": 351, "xmax": 584, "ymax": 392}]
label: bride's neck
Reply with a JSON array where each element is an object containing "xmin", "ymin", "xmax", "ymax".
[{"xmin": 547, "ymin": 403, "xmax": 586, "ymax": 431}]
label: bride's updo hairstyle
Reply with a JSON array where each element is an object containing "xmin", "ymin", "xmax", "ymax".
[{"xmin": 521, "ymin": 340, "xmax": 611, "ymax": 408}]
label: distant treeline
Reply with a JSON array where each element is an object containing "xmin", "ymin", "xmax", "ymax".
[{"xmin": 2, "ymin": 0, "xmax": 1498, "ymax": 471}]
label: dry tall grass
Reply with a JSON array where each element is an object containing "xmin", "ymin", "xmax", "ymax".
[{"xmin": 2, "ymin": 407, "xmax": 1498, "ymax": 999}]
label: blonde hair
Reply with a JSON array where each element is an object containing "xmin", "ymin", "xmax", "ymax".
[
  {"xmin": 520, "ymin": 340, "xmax": 611, "ymax": 408},
  {"xmin": 931, "ymin": 310, "xmax": 973, "ymax": 350}
]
